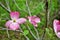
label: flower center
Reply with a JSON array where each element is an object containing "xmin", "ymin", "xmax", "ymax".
[{"xmin": 13, "ymin": 20, "xmax": 16, "ymax": 22}]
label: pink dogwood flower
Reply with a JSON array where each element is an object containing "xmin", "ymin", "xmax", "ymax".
[
  {"xmin": 5, "ymin": 11, "xmax": 26, "ymax": 30},
  {"xmin": 28, "ymin": 16, "xmax": 40, "ymax": 27},
  {"xmin": 53, "ymin": 19, "xmax": 60, "ymax": 38}
]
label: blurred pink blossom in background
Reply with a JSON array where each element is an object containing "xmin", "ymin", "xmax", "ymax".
[
  {"xmin": 28, "ymin": 15, "xmax": 40, "ymax": 27},
  {"xmin": 53, "ymin": 19, "xmax": 60, "ymax": 38}
]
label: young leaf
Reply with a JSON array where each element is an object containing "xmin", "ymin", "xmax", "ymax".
[{"xmin": 23, "ymin": 30, "xmax": 29, "ymax": 35}]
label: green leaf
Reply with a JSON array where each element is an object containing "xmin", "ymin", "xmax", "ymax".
[
  {"xmin": 23, "ymin": 30, "xmax": 29, "ymax": 35},
  {"xmin": 45, "ymin": 28, "xmax": 49, "ymax": 34}
]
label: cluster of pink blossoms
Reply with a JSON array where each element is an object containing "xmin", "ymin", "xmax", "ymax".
[
  {"xmin": 5, "ymin": 11, "xmax": 40, "ymax": 30},
  {"xmin": 5, "ymin": 11, "xmax": 60, "ymax": 38}
]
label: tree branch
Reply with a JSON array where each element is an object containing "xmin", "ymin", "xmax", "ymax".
[
  {"xmin": 6, "ymin": 28, "xmax": 10, "ymax": 39},
  {"xmin": 12, "ymin": 0, "xmax": 27, "ymax": 13},
  {"xmin": 19, "ymin": 27, "xmax": 30, "ymax": 40},
  {"xmin": 5, "ymin": 0, "xmax": 11, "ymax": 12},
  {"xmin": 0, "ymin": 2, "xmax": 11, "ymax": 12},
  {"xmin": 34, "ymin": 27, "xmax": 40, "ymax": 40},
  {"xmin": 26, "ymin": 25, "xmax": 37, "ymax": 40},
  {"xmin": 26, "ymin": 0, "xmax": 31, "ymax": 16},
  {"xmin": 0, "ymin": 27, "xmax": 22, "ymax": 32},
  {"xmin": 26, "ymin": 0, "xmax": 40, "ymax": 40}
]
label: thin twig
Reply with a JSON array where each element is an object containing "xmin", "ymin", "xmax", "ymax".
[
  {"xmin": 26, "ymin": 0, "xmax": 31, "ymax": 16},
  {"xmin": 26, "ymin": 0, "xmax": 37, "ymax": 39},
  {"xmin": 47, "ymin": 9, "xmax": 50, "ymax": 26},
  {"xmin": 41, "ymin": 29, "xmax": 45, "ymax": 40},
  {"xmin": 0, "ymin": 2, "xmax": 11, "ymax": 12},
  {"xmin": 26, "ymin": 0, "xmax": 40, "ymax": 40},
  {"xmin": 27, "ymin": 25, "xmax": 37, "ymax": 40},
  {"xmin": 12, "ymin": 0, "xmax": 27, "ymax": 13},
  {"xmin": 34, "ymin": 27, "xmax": 40, "ymax": 40},
  {"xmin": 0, "ymin": 27, "xmax": 22, "ymax": 32},
  {"xmin": 6, "ymin": 28, "xmax": 10, "ymax": 39},
  {"xmin": 31, "ymin": 0, "xmax": 45, "ymax": 12},
  {"xmin": 5, "ymin": 0, "xmax": 11, "ymax": 12},
  {"xmin": 19, "ymin": 27, "xmax": 30, "ymax": 40}
]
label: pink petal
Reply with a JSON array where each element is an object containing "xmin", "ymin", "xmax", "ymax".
[
  {"xmin": 57, "ymin": 25, "xmax": 60, "ymax": 32},
  {"xmin": 28, "ymin": 16, "xmax": 40, "ymax": 27},
  {"xmin": 57, "ymin": 32, "xmax": 60, "ymax": 38},
  {"xmin": 28, "ymin": 16, "xmax": 35, "ymax": 23},
  {"xmin": 5, "ymin": 20, "xmax": 12, "ymax": 28},
  {"xmin": 53, "ymin": 19, "xmax": 59, "ymax": 33},
  {"xmin": 9, "ymin": 23, "xmax": 19, "ymax": 30},
  {"xmin": 28, "ymin": 16, "xmax": 32, "ymax": 22},
  {"xmin": 28, "ymin": 16, "xmax": 40, "ymax": 23},
  {"xmin": 31, "ymin": 21, "xmax": 38, "ymax": 27},
  {"xmin": 10, "ymin": 11, "xmax": 19, "ymax": 19},
  {"xmin": 17, "ymin": 18, "xmax": 26, "ymax": 24},
  {"xmin": 53, "ymin": 19, "xmax": 60, "ymax": 38},
  {"xmin": 34, "ymin": 17, "xmax": 40, "ymax": 23}
]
